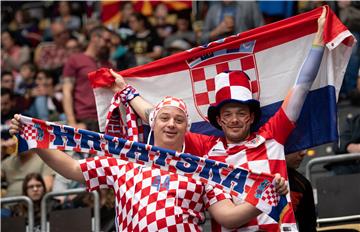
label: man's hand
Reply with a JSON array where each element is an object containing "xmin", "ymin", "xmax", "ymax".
[
  {"xmin": 9, "ymin": 114, "xmax": 22, "ymax": 136},
  {"xmin": 274, "ymin": 173, "xmax": 289, "ymax": 195},
  {"xmin": 313, "ymin": 6, "xmax": 326, "ymax": 47},
  {"xmin": 110, "ymin": 69, "xmax": 127, "ymax": 92}
]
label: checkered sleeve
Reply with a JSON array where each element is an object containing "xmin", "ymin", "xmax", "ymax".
[
  {"xmin": 203, "ymin": 185, "xmax": 231, "ymax": 209},
  {"xmin": 78, "ymin": 156, "xmax": 127, "ymax": 191}
]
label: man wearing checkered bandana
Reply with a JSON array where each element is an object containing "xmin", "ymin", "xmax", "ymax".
[
  {"xmin": 9, "ymin": 98, "xmax": 288, "ymax": 231},
  {"xmin": 112, "ymin": 8, "xmax": 327, "ymax": 232}
]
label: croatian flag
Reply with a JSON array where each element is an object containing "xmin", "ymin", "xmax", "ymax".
[{"xmin": 89, "ymin": 6, "xmax": 355, "ymax": 154}]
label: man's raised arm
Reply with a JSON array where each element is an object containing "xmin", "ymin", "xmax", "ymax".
[{"xmin": 282, "ymin": 7, "xmax": 326, "ymax": 122}]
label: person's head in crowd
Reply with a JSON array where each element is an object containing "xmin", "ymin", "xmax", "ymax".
[
  {"xmin": 167, "ymin": 39, "xmax": 191, "ymax": 55},
  {"xmin": 154, "ymin": 3, "xmax": 169, "ymax": 26},
  {"xmin": 1, "ymin": 30, "xmax": 18, "ymax": 51},
  {"xmin": 128, "ymin": 13, "xmax": 151, "ymax": 34},
  {"xmin": 65, "ymin": 37, "xmax": 81, "ymax": 54},
  {"xmin": 286, "ymin": 150, "xmax": 307, "ymax": 169},
  {"xmin": 51, "ymin": 21, "xmax": 70, "ymax": 47},
  {"xmin": 110, "ymin": 31, "xmax": 122, "ymax": 48},
  {"xmin": 19, "ymin": 62, "xmax": 37, "ymax": 82},
  {"xmin": 13, "ymin": 9, "xmax": 31, "ymax": 28},
  {"xmin": 120, "ymin": 2, "xmax": 134, "ymax": 26},
  {"xmin": 207, "ymin": 71, "xmax": 261, "ymax": 144},
  {"xmin": 88, "ymin": 26, "xmax": 112, "ymax": 61},
  {"xmin": 58, "ymin": 1, "xmax": 72, "ymax": 18},
  {"xmin": 35, "ymin": 70, "xmax": 53, "ymax": 88},
  {"xmin": 1, "ymin": 88, "xmax": 15, "ymax": 116},
  {"xmin": 176, "ymin": 11, "xmax": 192, "ymax": 32},
  {"xmin": 148, "ymin": 96, "xmax": 191, "ymax": 152},
  {"xmin": 1, "ymin": 71, "xmax": 15, "ymax": 90},
  {"xmin": 22, "ymin": 173, "xmax": 46, "ymax": 202}
]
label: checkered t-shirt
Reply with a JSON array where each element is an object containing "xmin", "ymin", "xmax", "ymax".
[{"xmin": 79, "ymin": 156, "xmax": 228, "ymax": 231}]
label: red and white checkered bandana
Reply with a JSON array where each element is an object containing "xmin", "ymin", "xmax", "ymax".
[{"xmin": 149, "ymin": 96, "xmax": 191, "ymax": 131}]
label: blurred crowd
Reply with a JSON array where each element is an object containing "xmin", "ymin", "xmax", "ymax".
[{"xmin": 1, "ymin": 1, "xmax": 359, "ymax": 231}]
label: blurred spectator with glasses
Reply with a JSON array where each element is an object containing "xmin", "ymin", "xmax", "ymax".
[{"xmin": 4, "ymin": 173, "xmax": 61, "ymax": 231}]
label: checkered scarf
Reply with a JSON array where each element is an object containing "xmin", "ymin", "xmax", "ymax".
[
  {"xmin": 105, "ymin": 85, "xmax": 144, "ymax": 142},
  {"xmin": 16, "ymin": 115, "xmax": 297, "ymax": 231}
]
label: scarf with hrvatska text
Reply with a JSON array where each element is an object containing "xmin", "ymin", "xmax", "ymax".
[{"xmin": 17, "ymin": 115, "xmax": 297, "ymax": 231}]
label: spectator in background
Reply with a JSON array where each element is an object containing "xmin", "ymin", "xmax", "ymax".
[
  {"xmin": 1, "ymin": 71, "xmax": 15, "ymax": 91},
  {"xmin": 26, "ymin": 70, "xmax": 64, "ymax": 121},
  {"xmin": 15, "ymin": 62, "xmax": 37, "ymax": 96},
  {"xmin": 109, "ymin": 30, "xmax": 136, "ymax": 70},
  {"xmin": 55, "ymin": 1, "xmax": 81, "ymax": 32},
  {"xmin": 1, "ymin": 30, "xmax": 31, "ymax": 73},
  {"xmin": 7, "ymin": 8, "xmax": 41, "ymax": 48},
  {"xmin": 164, "ymin": 10, "xmax": 196, "ymax": 49},
  {"xmin": 1, "ymin": 81, "xmax": 31, "ymax": 120},
  {"xmin": 8, "ymin": 173, "xmax": 61, "ymax": 230},
  {"xmin": 338, "ymin": 1, "xmax": 360, "ymax": 100},
  {"xmin": 200, "ymin": 1, "xmax": 264, "ymax": 44},
  {"xmin": 127, "ymin": 13, "xmax": 163, "ymax": 65},
  {"xmin": 118, "ymin": 1, "xmax": 135, "ymax": 40},
  {"xmin": 62, "ymin": 26, "xmax": 113, "ymax": 131},
  {"xmin": 286, "ymin": 150, "xmax": 317, "ymax": 232},
  {"xmin": 65, "ymin": 37, "xmax": 82, "ymax": 55},
  {"xmin": 328, "ymin": 114, "xmax": 360, "ymax": 175},
  {"xmin": 1, "ymin": 88, "xmax": 18, "ymax": 160},
  {"xmin": 151, "ymin": 3, "xmax": 176, "ymax": 42},
  {"xmin": 1, "ymin": 149, "xmax": 55, "ymax": 197},
  {"xmin": 34, "ymin": 21, "xmax": 70, "ymax": 82}
]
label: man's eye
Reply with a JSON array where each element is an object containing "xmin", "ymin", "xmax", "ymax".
[
  {"xmin": 160, "ymin": 116, "xmax": 169, "ymax": 121},
  {"xmin": 175, "ymin": 118, "xmax": 185, "ymax": 124}
]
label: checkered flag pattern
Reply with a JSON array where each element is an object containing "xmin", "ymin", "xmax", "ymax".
[
  {"xmin": 105, "ymin": 92, "xmax": 127, "ymax": 138},
  {"xmin": 261, "ymin": 184, "xmax": 280, "ymax": 206},
  {"xmin": 21, "ymin": 124, "xmax": 37, "ymax": 140},
  {"xmin": 79, "ymin": 156, "xmax": 228, "ymax": 231},
  {"xmin": 190, "ymin": 55, "xmax": 258, "ymax": 120},
  {"xmin": 105, "ymin": 86, "xmax": 144, "ymax": 142}
]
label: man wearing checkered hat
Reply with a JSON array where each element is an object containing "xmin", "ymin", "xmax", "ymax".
[{"xmin": 111, "ymin": 7, "xmax": 327, "ymax": 232}]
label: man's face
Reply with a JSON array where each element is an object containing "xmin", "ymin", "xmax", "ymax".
[
  {"xmin": 216, "ymin": 102, "xmax": 254, "ymax": 144},
  {"xmin": 95, "ymin": 31, "xmax": 111, "ymax": 61},
  {"xmin": 1, "ymin": 74, "xmax": 15, "ymax": 90},
  {"xmin": 1, "ymin": 93, "xmax": 14, "ymax": 115},
  {"xmin": 286, "ymin": 150, "xmax": 306, "ymax": 169},
  {"xmin": 128, "ymin": 16, "xmax": 141, "ymax": 32},
  {"xmin": 153, "ymin": 106, "xmax": 187, "ymax": 151}
]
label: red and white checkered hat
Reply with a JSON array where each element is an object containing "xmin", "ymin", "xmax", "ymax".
[
  {"xmin": 207, "ymin": 71, "xmax": 261, "ymax": 130},
  {"xmin": 149, "ymin": 96, "xmax": 191, "ymax": 131}
]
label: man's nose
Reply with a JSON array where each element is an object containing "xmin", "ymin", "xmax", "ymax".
[{"xmin": 167, "ymin": 118, "xmax": 176, "ymax": 127}]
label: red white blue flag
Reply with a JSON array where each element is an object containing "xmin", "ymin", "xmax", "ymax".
[{"xmin": 89, "ymin": 6, "xmax": 355, "ymax": 154}]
